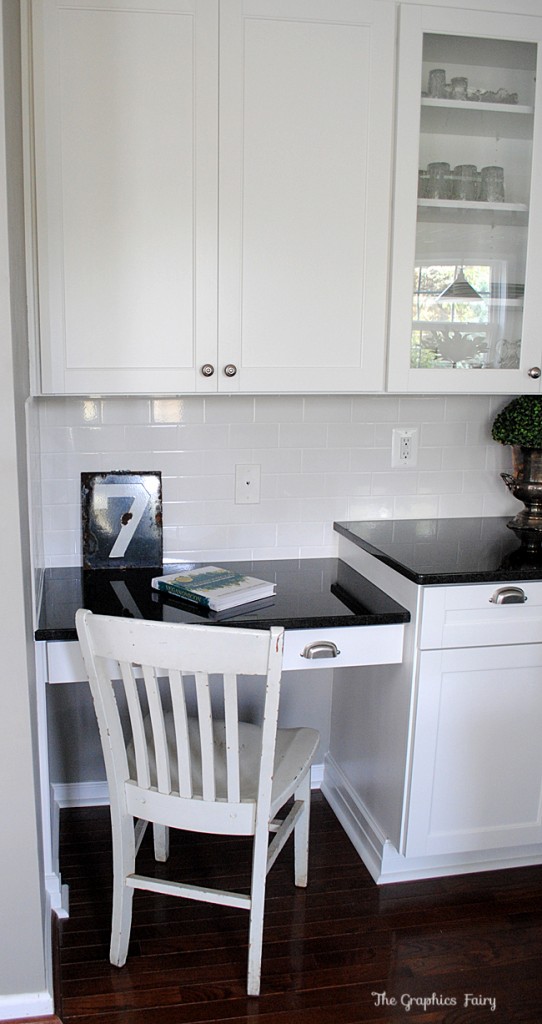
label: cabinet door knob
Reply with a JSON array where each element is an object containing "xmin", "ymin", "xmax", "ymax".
[
  {"xmin": 301, "ymin": 640, "xmax": 341, "ymax": 659},
  {"xmin": 201, "ymin": 363, "xmax": 215, "ymax": 377},
  {"xmin": 528, "ymin": 366, "xmax": 541, "ymax": 379},
  {"xmin": 489, "ymin": 586, "xmax": 527, "ymax": 605},
  {"xmin": 223, "ymin": 364, "xmax": 237, "ymax": 377}
]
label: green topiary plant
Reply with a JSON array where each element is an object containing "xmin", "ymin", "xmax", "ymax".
[{"xmin": 491, "ymin": 395, "xmax": 542, "ymax": 448}]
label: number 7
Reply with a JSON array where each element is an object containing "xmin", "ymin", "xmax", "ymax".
[{"xmin": 94, "ymin": 483, "xmax": 150, "ymax": 559}]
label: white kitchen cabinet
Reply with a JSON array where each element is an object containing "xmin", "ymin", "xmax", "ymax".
[
  {"xmin": 388, "ymin": 5, "xmax": 542, "ymax": 393},
  {"xmin": 330, "ymin": 533, "xmax": 542, "ymax": 883},
  {"xmin": 405, "ymin": 579, "xmax": 542, "ymax": 856},
  {"xmin": 28, "ymin": 0, "xmax": 395, "ymax": 395}
]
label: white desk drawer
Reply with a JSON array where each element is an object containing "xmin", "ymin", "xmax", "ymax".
[
  {"xmin": 45, "ymin": 622, "xmax": 405, "ymax": 682},
  {"xmin": 282, "ymin": 624, "xmax": 405, "ymax": 671},
  {"xmin": 420, "ymin": 581, "xmax": 542, "ymax": 650},
  {"xmin": 46, "ymin": 641, "xmax": 87, "ymax": 683}
]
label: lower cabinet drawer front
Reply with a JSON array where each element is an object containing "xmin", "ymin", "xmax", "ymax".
[
  {"xmin": 45, "ymin": 623, "xmax": 405, "ymax": 682},
  {"xmin": 420, "ymin": 581, "xmax": 542, "ymax": 650}
]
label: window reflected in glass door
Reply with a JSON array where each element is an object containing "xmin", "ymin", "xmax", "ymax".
[{"xmin": 411, "ymin": 262, "xmax": 521, "ymax": 370}]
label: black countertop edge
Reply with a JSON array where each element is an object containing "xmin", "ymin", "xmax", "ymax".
[
  {"xmin": 334, "ymin": 518, "xmax": 542, "ymax": 585},
  {"xmin": 35, "ymin": 558, "xmax": 410, "ymax": 642}
]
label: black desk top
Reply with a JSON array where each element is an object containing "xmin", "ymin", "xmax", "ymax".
[
  {"xmin": 36, "ymin": 558, "xmax": 410, "ymax": 642},
  {"xmin": 335, "ymin": 517, "xmax": 542, "ymax": 585}
]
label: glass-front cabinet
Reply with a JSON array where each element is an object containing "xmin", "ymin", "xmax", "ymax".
[{"xmin": 388, "ymin": 6, "xmax": 542, "ymax": 393}]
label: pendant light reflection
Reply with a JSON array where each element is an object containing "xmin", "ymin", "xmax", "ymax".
[{"xmin": 436, "ymin": 268, "xmax": 483, "ymax": 302}]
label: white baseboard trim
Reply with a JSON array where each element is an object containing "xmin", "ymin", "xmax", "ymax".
[
  {"xmin": 52, "ymin": 780, "xmax": 109, "ymax": 808},
  {"xmin": 322, "ymin": 753, "xmax": 386, "ymax": 883},
  {"xmin": 0, "ymin": 990, "xmax": 54, "ymax": 1021},
  {"xmin": 322, "ymin": 754, "xmax": 542, "ymax": 884}
]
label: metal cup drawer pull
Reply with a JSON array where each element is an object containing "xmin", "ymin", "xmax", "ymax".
[
  {"xmin": 489, "ymin": 586, "xmax": 527, "ymax": 605},
  {"xmin": 301, "ymin": 640, "xmax": 341, "ymax": 659}
]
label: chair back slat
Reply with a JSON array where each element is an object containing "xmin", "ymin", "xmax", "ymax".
[
  {"xmin": 169, "ymin": 669, "xmax": 192, "ymax": 798},
  {"xmin": 120, "ymin": 659, "xmax": 150, "ymax": 788},
  {"xmin": 142, "ymin": 663, "xmax": 171, "ymax": 794},
  {"xmin": 194, "ymin": 670, "xmax": 216, "ymax": 801},
  {"xmin": 223, "ymin": 672, "xmax": 240, "ymax": 802}
]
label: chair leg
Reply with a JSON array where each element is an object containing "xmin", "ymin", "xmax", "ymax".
[
  {"xmin": 247, "ymin": 826, "xmax": 270, "ymax": 996},
  {"xmin": 109, "ymin": 812, "xmax": 136, "ymax": 967},
  {"xmin": 153, "ymin": 823, "xmax": 169, "ymax": 862},
  {"xmin": 293, "ymin": 771, "xmax": 311, "ymax": 888}
]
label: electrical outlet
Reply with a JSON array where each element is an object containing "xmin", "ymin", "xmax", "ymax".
[
  {"xmin": 392, "ymin": 427, "xmax": 419, "ymax": 468},
  {"xmin": 235, "ymin": 464, "xmax": 261, "ymax": 504}
]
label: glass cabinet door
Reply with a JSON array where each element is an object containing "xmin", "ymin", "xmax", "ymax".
[{"xmin": 388, "ymin": 6, "xmax": 542, "ymax": 393}]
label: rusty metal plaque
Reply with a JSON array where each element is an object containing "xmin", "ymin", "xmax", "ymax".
[{"xmin": 81, "ymin": 471, "xmax": 162, "ymax": 569}]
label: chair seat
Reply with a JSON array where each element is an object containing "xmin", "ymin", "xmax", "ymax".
[{"xmin": 130, "ymin": 717, "xmax": 319, "ymax": 819}]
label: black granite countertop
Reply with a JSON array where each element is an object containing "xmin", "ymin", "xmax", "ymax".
[
  {"xmin": 35, "ymin": 558, "xmax": 410, "ymax": 641},
  {"xmin": 335, "ymin": 517, "xmax": 542, "ymax": 585}
]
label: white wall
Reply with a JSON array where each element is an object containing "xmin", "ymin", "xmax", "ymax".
[
  {"xmin": 36, "ymin": 392, "xmax": 519, "ymax": 566},
  {"xmin": 0, "ymin": 0, "xmax": 51, "ymax": 1016}
]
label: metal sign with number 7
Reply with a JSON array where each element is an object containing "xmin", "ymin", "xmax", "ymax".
[{"xmin": 81, "ymin": 471, "xmax": 163, "ymax": 569}]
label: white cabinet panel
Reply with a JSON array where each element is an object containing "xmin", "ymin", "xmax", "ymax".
[
  {"xmin": 219, "ymin": 0, "xmax": 395, "ymax": 392},
  {"xmin": 31, "ymin": 0, "xmax": 219, "ymax": 394},
  {"xmin": 406, "ymin": 644, "xmax": 542, "ymax": 856}
]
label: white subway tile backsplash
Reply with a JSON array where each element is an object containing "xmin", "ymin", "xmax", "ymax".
[
  {"xmin": 398, "ymin": 396, "xmax": 445, "ymax": 422},
  {"xmin": 302, "ymin": 448, "xmax": 350, "ymax": 474},
  {"xmin": 352, "ymin": 395, "xmax": 400, "ymax": 422},
  {"xmin": 153, "ymin": 398, "xmax": 204, "ymax": 424},
  {"xmin": 346, "ymin": 496, "xmax": 394, "ymax": 520},
  {"xmin": 255, "ymin": 396, "xmax": 304, "ymax": 423},
  {"xmin": 420, "ymin": 421, "xmax": 467, "ymax": 447},
  {"xmin": 204, "ymin": 396, "xmax": 255, "ymax": 424},
  {"xmin": 34, "ymin": 394, "xmax": 522, "ymax": 566},
  {"xmin": 324, "ymin": 473, "xmax": 372, "ymax": 498},
  {"xmin": 102, "ymin": 398, "xmax": 152, "ymax": 425},
  {"xmin": 303, "ymin": 396, "xmax": 352, "ymax": 422},
  {"xmin": 371, "ymin": 471, "xmax": 418, "ymax": 496},
  {"xmin": 327, "ymin": 423, "xmax": 375, "ymax": 448},
  {"xmin": 444, "ymin": 445, "xmax": 487, "ymax": 470},
  {"xmin": 417, "ymin": 470, "xmax": 463, "ymax": 495},
  {"xmin": 438, "ymin": 493, "xmax": 485, "ymax": 518},
  {"xmin": 279, "ymin": 422, "xmax": 327, "ymax": 448},
  {"xmin": 393, "ymin": 494, "xmax": 440, "ymax": 519},
  {"xmin": 444, "ymin": 395, "xmax": 491, "ymax": 422},
  {"xmin": 230, "ymin": 422, "xmax": 280, "ymax": 449}
]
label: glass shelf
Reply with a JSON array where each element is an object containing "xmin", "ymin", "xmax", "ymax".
[{"xmin": 418, "ymin": 199, "xmax": 528, "ymax": 213}]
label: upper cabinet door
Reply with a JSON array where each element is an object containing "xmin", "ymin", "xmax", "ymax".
[
  {"xmin": 388, "ymin": 5, "xmax": 542, "ymax": 394},
  {"xmin": 31, "ymin": 0, "xmax": 219, "ymax": 394},
  {"xmin": 217, "ymin": 0, "xmax": 395, "ymax": 393}
]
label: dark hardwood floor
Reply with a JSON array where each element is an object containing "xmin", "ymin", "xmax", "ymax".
[{"xmin": 55, "ymin": 793, "xmax": 542, "ymax": 1024}]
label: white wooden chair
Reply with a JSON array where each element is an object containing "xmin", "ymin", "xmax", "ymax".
[{"xmin": 75, "ymin": 609, "xmax": 319, "ymax": 996}]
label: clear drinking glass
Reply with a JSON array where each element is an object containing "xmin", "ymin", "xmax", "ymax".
[
  {"xmin": 426, "ymin": 162, "xmax": 452, "ymax": 199},
  {"xmin": 452, "ymin": 164, "xmax": 478, "ymax": 200},
  {"xmin": 428, "ymin": 68, "xmax": 446, "ymax": 98},
  {"xmin": 480, "ymin": 165, "xmax": 505, "ymax": 202}
]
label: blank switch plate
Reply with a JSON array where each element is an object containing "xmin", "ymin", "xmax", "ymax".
[{"xmin": 235, "ymin": 464, "xmax": 261, "ymax": 504}]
